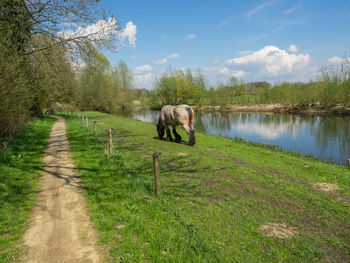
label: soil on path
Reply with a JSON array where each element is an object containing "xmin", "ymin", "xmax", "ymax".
[{"xmin": 22, "ymin": 116, "xmax": 104, "ymax": 263}]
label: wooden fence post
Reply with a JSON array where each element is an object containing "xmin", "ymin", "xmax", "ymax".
[
  {"xmin": 348, "ymin": 158, "xmax": 350, "ymax": 168},
  {"xmin": 85, "ymin": 117, "xmax": 88, "ymax": 128},
  {"xmin": 153, "ymin": 152, "xmax": 161, "ymax": 197},
  {"xmin": 108, "ymin": 128, "xmax": 113, "ymax": 153},
  {"xmin": 94, "ymin": 121, "xmax": 97, "ymax": 137}
]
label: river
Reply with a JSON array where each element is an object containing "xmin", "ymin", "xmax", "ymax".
[{"xmin": 116, "ymin": 108, "xmax": 350, "ymax": 165}]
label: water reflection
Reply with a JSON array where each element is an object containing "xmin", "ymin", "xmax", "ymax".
[{"xmin": 116, "ymin": 109, "xmax": 350, "ymax": 165}]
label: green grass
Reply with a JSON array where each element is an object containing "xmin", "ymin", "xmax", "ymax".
[
  {"xmin": 64, "ymin": 111, "xmax": 350, "ymax": 262},
  {"xmin": 0, "ymin": 117, "xmax": 55, "ymax": 262}
]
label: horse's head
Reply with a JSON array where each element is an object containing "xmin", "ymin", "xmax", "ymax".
[{"xmin": 188, "ymin": 130, "xmax": 196, "ymax": 146}]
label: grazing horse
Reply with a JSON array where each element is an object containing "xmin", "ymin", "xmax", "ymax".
[{"xmin": 157, "ymin": 105, "xmax": 196, "ymax": 146}]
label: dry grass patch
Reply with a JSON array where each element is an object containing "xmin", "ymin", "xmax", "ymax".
[
  {"xmin": 314, "ymin": 182, "xmax": 339, "ymax": 192},
  {"xmin": 115, "ymin": 223, "xmax": 126, "ymax": 229},
  {"xmin": 261, "ymin": 223, "xmax": 297, "ymax": 239},
  {"xmin": 177, "ymin": 152, "xmax": 189, "ymax": 157}
]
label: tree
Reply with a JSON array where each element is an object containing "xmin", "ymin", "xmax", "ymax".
[
  {"xmin": 0, "ymin": 0, "xmax": 122, "ymax": 137},
  {"xmin": 22, "ymin": 0, "xmax": 121, "ymax": 54},
  {"xmin": 153, "ymin": 70, "xmax": 178, "ymax": 105},
  {"xmin": 116, "ymin": 60, "xmax": 134, "ymax": 90},
  {"xmin": 77, "ymin": 45, "xmax": 111, "ymax": 111},
  {"xmin": 0, "ymin": 0, "xmax": 34, "ymax": 136},
  {"xmin": 31, "ymin": 35, "xmax": 76, "ymax": 109},
  {"xmin": 175, "ymin": 69, "xmax": 205, "ymax": 104}
]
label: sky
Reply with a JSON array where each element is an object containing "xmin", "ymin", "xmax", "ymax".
[{"xmin": 75, "ymin": 0, "xmax": 350, "ymax": 89}]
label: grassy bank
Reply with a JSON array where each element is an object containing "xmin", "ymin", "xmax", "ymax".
[
  {"xmin": 64, "ymin": 111, "xmax": 350, "ymax": 262},
  {"xmin": 0, "ymin": 117, "xmax": 55, "ymax": 262}
]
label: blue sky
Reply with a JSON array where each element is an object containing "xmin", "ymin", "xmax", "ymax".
[{"xmin": 97, "ymin": 0, "xmax": 350, "ymax": 89}]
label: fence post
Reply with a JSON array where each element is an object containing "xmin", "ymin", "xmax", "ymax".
[
  {"xmin": 94, "ymin": 121, "xmax": 97, "ymax": 137},
  {"xmin": 85, "ymin": 117, "xmax": 88, "ymax": 128},
  {"xmin": 153, "ymin": 152, "xmax": 161, "ymax": 197},
  {"xmin": 81, "ymin": 114, "xmax": 84, "ymax": 125},
  {"xmin": 348, "ymin": 158, "xmax": 350, "ymax": 168},
  {"xmin": 108, "ymin": 128, "xmax": 113, "ymax": 154}
]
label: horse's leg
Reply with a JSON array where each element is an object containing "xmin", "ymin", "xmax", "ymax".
[
  {"xmin": 183, "ymin": 124, "xmax": 196, "ymax": 146},
  {"xmin": 165, "ymin": 125, "xmax": 173, "ymax": 142},
  {"xmin": 172, "ymin": 126, "xmax": 182, "ymax": 143},
  {"xmin": 157, "ymin": 122, "xmax": 165, "ymax": 139}
]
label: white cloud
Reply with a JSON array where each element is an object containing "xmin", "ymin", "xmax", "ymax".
[
  {"xmin": 119, "ymin": 21, "xmax": 137, "ymax": 48},
  {"xmin": 58, "ymin": 18, "xmax": 137, "ymax": 49},
  {"xmin": 247, "ymin": 0, "xmax": 275, "ymax": 20},
  {"xmin": 284, "ymin": 1, "xmax": 302, "ymax": 15},
  {"xmin": 287, "ymin": 44, "xmax": 299, "ymax": 53},
  {"xmin": 284, "ymin": 6, "xmax": 297, "ymax": 14},
  {"xmin": 134, "ymin": 64, "xmax": 153, "ymax": 74},
  {"xmin": 167, "ymin": 54, "xmax": 179, "ymax": 59},
  {"xmin": 186, "ymin": 34, "xmax": 196, "ymax": 40},
  {"xmin": 58, "ymin": 17, "xmax": 119, "ymax": 43},
  {"xmin": 204, "ymin": 66, "xmax": 246, "ymax": 78},
  {"xmin": 211, "ymin": 58, "xmax": 220, "ymax": 65},
  {"xmin": 225, "ymin": 45, "xmax": 310, "ymax": 78},
  {"xmin": 135, "ymin": 73, "xmax": 153, "ymax": 83},
  {"xmin": 203, "ymin": 66, "xmax": 247, "ymax": 84},
  {"xmin": 273, "ymin": 19, "xmax": 306, "ymax": 32},
  {"xmin": 236, "ymin": 50, "xmax": 252, "ymax": 56},
  {"xmin": 153, "ymin": 53, "xmax": 179, "ymax": 64},
  {"xmin": 238, "ymin": 34, "xmax": 270, "ymax": 44},
  {"xmin": 134, "ymin": 64, "xmax": 154, "ymax": 89},
  {"xmin": 328, "ymin": 56, "xmax": 344, "ymax": 64}
]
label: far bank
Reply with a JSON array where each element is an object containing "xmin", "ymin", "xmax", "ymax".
[{"xmin": 149, "ymin": 104, "xmax": 350, "ymax": 116}]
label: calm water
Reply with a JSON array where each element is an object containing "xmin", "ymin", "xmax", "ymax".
[{"xmin": 117, "ymin": 109, "xmax": 350, "ymax": 165}]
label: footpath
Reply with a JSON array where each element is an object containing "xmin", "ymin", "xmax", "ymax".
[{"xmin": 22, "ymin": 116, "xmax": 103, "ymax": 263}]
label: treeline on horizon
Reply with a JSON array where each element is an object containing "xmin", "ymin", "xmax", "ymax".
[
  {"xmin": 145, "ymin": 60, "xmax": 350, "ymax": 107},
  {"xmin": 1, "ymin": 1, "xmax": 349, "ymax": 140}
]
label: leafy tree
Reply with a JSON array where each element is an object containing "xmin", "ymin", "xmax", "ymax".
[
  {"xmin": 116, "ymin": 60, "xmax": 134, "ymax": 90},
  {"xmin": 0, "ymin": 0, "xmax": 34, "ymax": 136},
  {"xmin": 0, "ymin": 0, "xmax": 122, "ymax": 137},
  {"xmin": 154, "ymin": 71, "xmax": 178, "ymax": 105},
  {"xmin": 152, "ymin": 68, "xmax": 206, "ymax": 106}
]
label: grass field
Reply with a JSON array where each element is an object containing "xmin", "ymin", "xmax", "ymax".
[
  {"xmin": 64, "ymin": 111, "xmax": 350, "ymax": 262},
  {"xmin": 0, "ymin": 117, "xmax": 55, "ymax": 262}
]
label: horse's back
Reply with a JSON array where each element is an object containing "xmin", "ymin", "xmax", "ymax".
[
  {"xmin": 160, "ymin": 104, "xmax": 194, "ymax": 126},
  {"xmin": 160, "ymin": 105, "xmax": 176, "ymax": 125}
]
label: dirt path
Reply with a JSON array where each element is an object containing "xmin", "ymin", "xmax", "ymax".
[{"xmin": 22, "ymin": 116, "xmax": 104, "ymax": 263}]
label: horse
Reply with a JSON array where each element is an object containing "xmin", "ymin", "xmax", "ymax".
[{"xmin": 157, "ymin": 105, "xmax": 196, "ymax": 146}]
